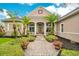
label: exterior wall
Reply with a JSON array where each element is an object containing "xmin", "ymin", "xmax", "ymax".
[
  {"xmin": 55, "ymin": 13, "xmax": 79, "ymax": 42},
  {"xmin": 28, "ymin": 7, "xmax": 50, "ymax": 17},
  {"xmin": 3, "ymin": 7, "xmax": 51, "ymax": 36},
  {"xmin": 28, "ymin": 7, "xmax": 50, "ymax": 23},
  {"xmin": 3, "ymin": 22, "xmax": 23, "ymax": 36},
  {"xmin": 27, "ymin": 7, "xmax": 51, "ymax": 35}
]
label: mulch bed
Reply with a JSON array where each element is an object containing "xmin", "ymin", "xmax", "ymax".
[{"xmin": 58, "ymin": 36, "xmax": 79, "ymax": 50}]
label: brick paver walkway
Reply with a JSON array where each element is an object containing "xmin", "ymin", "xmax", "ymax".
[{"xmin": 25, "ymin": 34, "xmax": 59, "ymax": 56}]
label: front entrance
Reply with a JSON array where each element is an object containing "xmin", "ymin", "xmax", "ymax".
[{"xmin": 37, "ymin": 22, "xmax": 44, "ymax": 34}]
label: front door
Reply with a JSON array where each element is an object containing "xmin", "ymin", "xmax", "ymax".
[{"xmin": 37, "ymin": 22, "xmax": 44, "ymax": 34}]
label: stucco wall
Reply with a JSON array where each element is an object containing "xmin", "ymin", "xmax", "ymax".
[
  {"xmin": 3, "ymin": 22, "xmax": 23, "ymax": 36},
  {"xmin": 3, "ymin": 7, "xmax": 51, "ymax": 36},
  {"xmin": 28, "ymin": 7, "xmax": 50, "ymax": 23},
  {"xmin": 55, "ymin": 13, "xmax": 79, "ymax": 43}
]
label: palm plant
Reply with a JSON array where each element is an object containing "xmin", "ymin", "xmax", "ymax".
[
  {"xmin": 21, "ymin": 16, "xmax": 30, "ymax": 36},
  {"xmin": 7, "ymin": 11, "xmax": 17, "ymax": 37},
  {"xmin": 16, "ymin": 23, "xmax": 22, "ymax": 36},
  {"xmin": 44, "ymin": 14, "xmax": 58, "ymax": 34}
]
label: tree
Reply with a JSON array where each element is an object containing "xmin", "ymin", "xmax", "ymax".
[
  {"xmin": 21, "ymin": 16, "xmax": 30, "ymax": 36},
  {"xmin": 7, "ymin": 11, "xmax": 17, "ymax": 37},
  {"xmin": 44, "ymin": 14, "xmax": 58, "ymax": 34},
  {"xmin": 16, "ymin": 23, "xmax": 22, "ymax": 36}
]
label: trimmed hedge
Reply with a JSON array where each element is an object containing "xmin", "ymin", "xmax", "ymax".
[
  {"xmin": 0, "ymin": 32, "xmax": 5, "ymax": 36},
  {"xmin": 27, "ymin": 35, "xmax": 36, "ymax": 42},
  {"xmin": 45, "ymin": 35, "xmax": 57, "ymax": 42}
]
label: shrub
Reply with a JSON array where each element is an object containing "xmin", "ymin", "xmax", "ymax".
[
  {"xmin": 11, "ymin": 30, "xmax": 19, "ymax": 37},
  {"xmin": 61, "ymin": 49, "xmax": 79, "ymax": 56},
  {"xmin": 45, "ymin": 35, "xmax": 57, "ymax": 42},
  {"xmin": 0, "ymin": 42, "xmax": 24, "ymax": 56},
  {"xmin": 0, "ymin": 32, "xmax": 5, "ymax": 36},
  {"xmin": 27, "ymin": 35, "xmax": 36, "ymax": 42},
  {"xmin": 17, "ymin": 37, "xmax": 29, "ymax": 49}
]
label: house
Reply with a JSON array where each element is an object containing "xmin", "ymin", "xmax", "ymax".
[
  {"xmin": 2, "ymin": 6, "xmax": 52, "ymax": 36},
  {"xmin": 55, "ymin": 7, "xmax": 79, "ymax": 43}
]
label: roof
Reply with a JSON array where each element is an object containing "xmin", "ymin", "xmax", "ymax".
[
  {"xmin": 2, "ymin": 18, "xmax": 21, "ymax": 22},
  {"xmin": 27, "ymin": 6, "xmax": 52, "ymax": 16},
  {"xmin": 1, "ymin": 16, "xmax": 22, "ymax": 22},
  {"xmin": 56, "ymin": 7, "xmax": 79, "ymax": 23},
  {"xmin": 2, "ymin": 6, "xmax": 52, "ymax": 22}
]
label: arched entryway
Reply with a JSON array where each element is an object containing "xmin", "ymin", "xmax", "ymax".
[{"xmin": 37, "ymin": 22, "xmax": 44, "ymax": 34}]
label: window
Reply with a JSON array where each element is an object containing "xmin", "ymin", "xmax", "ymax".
[
  {"xmin": 38, "ymin": 10, "xmax": 43, "ymax": 14},
  {"xmin": 61, "ymin": 24, "xmax": 64, "ymax": 32},
  {"xmin": 29, "ymin": 27, "xmax": 34, "ymax": 32},
  {"xmin": 46, "ymin": 22, "xmax": 51, "ymax": 32},
  {"xmin": 46, "ymin": 27, "xmax": 51, "ymax": 32},
  {"xmin": 29, "ymin": 22, "xmax": 35, "ymax": 32}
]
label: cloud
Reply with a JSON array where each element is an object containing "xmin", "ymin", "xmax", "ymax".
[
  {"xmin": 0, "ymin": 9, "xmax": 10, "ymax": 19},
  {"xmin": 27, "ymin": 3, "xmax": 34, "ymax": 6},
  {"xmin": 45, "ymin": 3, "xmax": 79, "ymax": 17},
  {"xmin": 45, "ymin": 5, "xmax": 57, "ymax": 14},
  {"xmin": 20, "ymin": 3, "xmax": 34, "ymax": 6}
]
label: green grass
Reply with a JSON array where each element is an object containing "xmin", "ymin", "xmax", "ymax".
[
  {"xmin": 0, "ymin": 38, "xmax": 15, "ymax": 44},
  {"xmin": 61, "ymin": 49, "xmax": 79, "ymax": 56},
  {"xmin": 0, "ymin": 38, "xmax": 24, "ymax": 56},
  {"xmin": 0, "ymin": 43, "xmax": 24, "ymax": 56}
]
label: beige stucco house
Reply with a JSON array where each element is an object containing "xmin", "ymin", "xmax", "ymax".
[
  {"xmin": 55, "ymin": 7, "xmax": 79, "ymax": 43},
  {"xmin": 2, "ymin": 7, "xmax": 52, "ymax": 36}
]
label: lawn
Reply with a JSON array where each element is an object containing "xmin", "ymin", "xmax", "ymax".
[
  {"xmin": 0, "ymin": 38, "xmax": 15, "ymax": 44},
  {"xmin": 61, "ymin": 49, "xmax": 79, "ymax": 56},
  {"xmin": 0, "ymin": 38, "xmax": 24, "ymax": 56}
]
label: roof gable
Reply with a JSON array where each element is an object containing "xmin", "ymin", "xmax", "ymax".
[{"xmin": 27, "ymin": 6, "xmax": 51, "ymax": 17}]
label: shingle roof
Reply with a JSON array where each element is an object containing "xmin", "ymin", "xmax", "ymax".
[
  {"xmin": 56, "ymin": 7, "xmax": 79, "ymax": 23},
  {"xmin": 2, "ymin": 18, "xmax": 21, "ymax": 22}
]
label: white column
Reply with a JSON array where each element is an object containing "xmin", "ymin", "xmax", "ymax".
[
  {"xmin": 35, "ymin": 22, "xmax": 37, "ymax": 35},
  {"xmin": 7, "ymin": 23, "xmax": 9, "ymax": 31},
  {"xmin": 44, "ymin": 22, "xmax": 46, "ymax": 35},
  {"xmin": 54, "ymin": 24, "xmax": 57, "ymax": 35},
  {"xmin": 21, "ymin": 24, "xmax": 23, "ymax": 33}
]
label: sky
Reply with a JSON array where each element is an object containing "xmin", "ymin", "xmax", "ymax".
[{"xmin": 0, "ymin": 3, "xmax": 79, "ymax": 20}]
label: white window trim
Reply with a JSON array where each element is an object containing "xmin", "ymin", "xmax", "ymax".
[
  {"xmin": 46, "ymin": 23, "xmax": 51, "ymax": 32},
  {"xmin": 54, "ymin": 24, "xmax": 56, "ymax": 32},
  {"xmin": 60, "ymin": 23, "xmax": 64, "ymax": 33},
  {"xmin": 28, "ymin": 25, "xmax": 35, "ymax": 32},
  {"xmin": 8, "ymin": 23, "xmax": 10, "ymax": 31}
]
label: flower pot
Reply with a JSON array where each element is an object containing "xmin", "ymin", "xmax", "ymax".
[
  {"xmin": 53, "ymin": 39, "xmax": 63, "ymax": 50},
  {"xmin": 21, "ymin": 42, "xmax": 29, "ymax": 49}
]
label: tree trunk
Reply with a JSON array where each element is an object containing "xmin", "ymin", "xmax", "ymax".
[
  {"xmin": 51, "ymin": 23, "xmax": 54, "ymax": 34},
  {"xmin": 13, "ymin": 24, "xmax": 17, "ymax": 37},
  {"xmin": 23, "ymin": 25, "xmax": 26, "ymax": 35},
  {"xmin": 26, "ymin": 25, "xmax": 29, "ymax": 35},
  {"xmin": 18, "ymin": 28, "xmax": 22, "ymax": 36}
]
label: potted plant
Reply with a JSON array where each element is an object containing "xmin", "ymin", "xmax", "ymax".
[
  {"xmin": 18, "ymin": 37, "xmax": 29, "ymax": 50},
  {"xmin": 21, "ymin": 40, "xmax": 29, "ymax": 49},
  {"xmin": 53, "ymin": 39, "xmax": 63, "ymax": 50}
]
